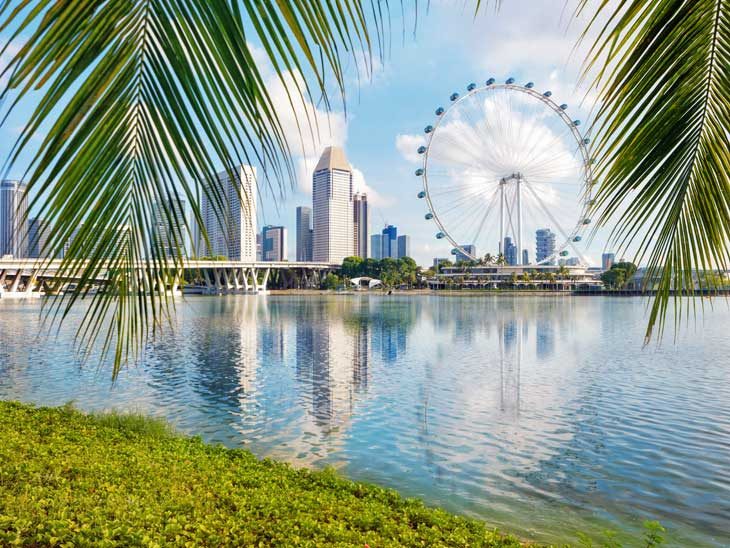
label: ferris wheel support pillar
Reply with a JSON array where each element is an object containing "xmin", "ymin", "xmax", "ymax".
[
  {"xmin": 499, "ymin": 179, "xmax": 505, "ymax": 255},
  {"xmin": 516, "ymin": 174, "xmax": 523, "ymax": 265}
]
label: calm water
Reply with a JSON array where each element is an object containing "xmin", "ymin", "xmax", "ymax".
[{"xmin": 1, "ymin": 295, "xmax": 728, "ymax": 546}]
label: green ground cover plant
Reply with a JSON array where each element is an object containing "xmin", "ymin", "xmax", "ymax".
[{"xmin": 0, "ymin": 401, "xmax": 521, "ymax": 547}]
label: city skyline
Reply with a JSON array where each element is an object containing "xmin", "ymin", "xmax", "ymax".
[{"xmin": 0, "ymin": 3, "xmax": 615, "ymax": 267}]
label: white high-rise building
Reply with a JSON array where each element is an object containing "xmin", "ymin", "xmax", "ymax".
[
  {"xmin": 200, "ymin": 165, "xmax": 257, "ymax": 261},
  {"xmin": 152, "ymin": 199, "xmax": 187, "ymax": 258},
  {"xmin": 312, "ymin": 147, "xmax": 354, "ymax": 263},
  {"xmin": 0, "ymin": 180, "xmax": 28, "ymax": 258}
]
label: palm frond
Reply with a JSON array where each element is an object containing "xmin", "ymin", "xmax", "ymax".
[
  {"xmin": 579, "ymin": 0, "xmax": 730, "ymax": 340},
  {"xmin": 0, "ymin": 0, "xmax": 388, "ymax": 378}
]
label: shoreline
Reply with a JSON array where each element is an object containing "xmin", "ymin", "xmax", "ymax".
[
  {"xmin": 0, "ymin": 400, "xmax": 524, "ymax": 547},
  {"xmin": 0, "ymin": 400, "xmax": 668, "ymax": 547}
]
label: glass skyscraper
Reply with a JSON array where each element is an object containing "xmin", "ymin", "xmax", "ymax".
[
  {"xmin": 535, "ymin": 228, "xmax": 556, "ymax": 265},
  {"xmin": 381, "ymin": 225, "xmax": 397, "ymax": 258},
  {"xmin": 262, "ymin": 225, "xmax": 287, "ymax": 261},
  {"xmin": 296, "ymin": 206, "xmax": 313, "ymax": 262},
  {"xmin": 353, "ymin": 193, "xmax": 369, "ymax": 259}
]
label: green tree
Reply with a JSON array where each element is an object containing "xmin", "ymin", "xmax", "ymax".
[
  {"xmin": 341, "ymin": 256, "xmax": 364, "ymax": 280},
  {"xmin": 362, "ymin": 258, "xmax": 381, "ymax": 279},
  {"xmin": 321, "ymin": 273, "xmax": 341, "ymax": 291},
  {"xmin": 601, "ymin": 262, "xmax": 638, "ymax": 290}
]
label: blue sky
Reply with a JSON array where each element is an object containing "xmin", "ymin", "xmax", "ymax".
[
  {"xmin": 0, "ymin": 1, "xmax": 616, "ymax": 266},
  {"xmin": 251, "ymin": 1, "xmax": 612, "ymax": 266}
]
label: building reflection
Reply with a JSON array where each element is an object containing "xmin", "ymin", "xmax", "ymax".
[
  {"xmin": 500, "ymin": 318, "xmax": 521, "ymax": 416},
  {"xmin": 535, "ymin": 317, "xmax": 555, "ymax": 360}
]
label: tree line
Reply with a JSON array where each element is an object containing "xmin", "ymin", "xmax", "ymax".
[{"xmin": 321, "ymin": 256, "xmax": 421, "ymax": 290}]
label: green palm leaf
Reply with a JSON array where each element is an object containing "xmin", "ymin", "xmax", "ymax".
[
  {"xmin": 0, "ymin": 0, "xmax": 384, "ymax": 377},
  {"xmin": 580, "ymin": 0, "xmax": 730, "ymax": 340}
]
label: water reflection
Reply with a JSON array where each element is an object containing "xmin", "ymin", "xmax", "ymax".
[{"xmin": 0, "ymin": 295, "xmax": 728, "ymax": 547}]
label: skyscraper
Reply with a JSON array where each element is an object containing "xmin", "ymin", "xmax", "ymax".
[
  {"xmin": 370, "ymin": 234, "xmax": 382, "ymax": 259},
  {"xmin": 312, "ymin": 146, "xmax": 354, "ymax": 263},
  {"xmin": 397, "ymin": 235, "xmax": 410, "ymax": 259},
  {"xmin": 522, "ymin": 249, "xmax": 529, "ymax": 265},
  {"xmin": 200, "ymin": 165, "xmax": 257, "ymax": 260},
  {"xmin": 381, "ymin": 225, "xmax": 397, "ymax": 258},
  {"xmin": 262, "ymin": 225, "xmax": 287, "ymax": 261},
  {"xmin": 503, "ymin": 237, "xmax": 518, "ymax": 266},
  {"xmin": 602, "ymin": 252, "xmax": 615, "ymax": 270},
  {"xmin": 352, "ymin": 193, "xmax": 369, "ymax": 259},
  {"xmin": 28, "ymin": 217, "xmax": 51, "ymax": 259},
  {"xmin": 296, "ymin": 206, "xmax": 313, "ymax": 262},
  {"xmin": 0, "ymin": 180, "xmax": 28, "ymax": 258},
  {"xmin": 454, "ymin": 244, "xmax": 476, "ymax": 263},
  {"xmin": 535, "ymin": 228, "xmax": 556, "ymax": 265},
  {"xmin": 152, "ymin": 199, "xmax": 187, "ymax": 258}
]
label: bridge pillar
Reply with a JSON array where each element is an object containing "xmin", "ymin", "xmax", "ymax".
[
  {"xmin": 241, "ymin": 268, "xmax": 250, "ymax": 292},
  {"xmin": 9, "ymin": 270, "xmax": 22, "ymax": 292},
  {"xmin": 231, "ymin": 268, "xmax": 241, "ymax": 292},
  {"xmin": 212, "ymin": 268, "xmax": 223, "ymax": 293},
  {"xmin": 202, "ymin": 269, "xmax": 213, "ymax": 292},
  {"xmin": 24, "ymin": 270, "xmax": 39, "ymax": 294},
  {"xmin": 260, "ymin": 267, "xmax": 271, "ymax": 293},
  {"xmin": 170, "ymin": 274, "xmax": 180, "ymax": 295},
  {"xmin": 221, "ymin": 269, "xmax": 232, "ymax": 292},
  {"xmin": 0, "ymin": 269, "xmax": 6, "ymax": 293}
]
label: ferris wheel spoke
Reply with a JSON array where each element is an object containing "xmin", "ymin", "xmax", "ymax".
[
  {"xmin": 430, "ymin": 133, "xmax": 493, "ymax": 173},
  {"xmin": 422, "ymin": 82, "xmax": 592, "ymax": 263},
  {"xmin": 470, "ymin": 187, "xmax": 501, "ymax": 247},
  {"xmin": 434, "ymin": 185, "xmax": 497, "ymax": 216},
  {"xmin": 522, "ymin": 180, "xmax": 588, "ymax": 264}
]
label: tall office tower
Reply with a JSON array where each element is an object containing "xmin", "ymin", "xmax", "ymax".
[
  {"xmin": 602, "ymin": 252, "xmax": 615, "ymax": 270},
  {"xmin": 256, "ymin": 233, "xmax": 262, "ymax": 261},
  {"xmin": 370, "ymin": 234, "xmax": 383, "ymax": 259},
  {"xmin": 0, "ymin": 180, "xmax": 28, "ymax": 258},
  {"xmin": 262, "ymin": 225, "xmax": 287, "ymax": 261},
  {"xmin": 535, "ymin": 228, "xmax": 556, "ymax": 265},
  {"xmin": 522, "ymin": 249, "xmax": 529, "ymax": 265},
  {"xmin": 201, "ymin": 165, "xmax": 257, "ymax": 260},
  {"xmin": 397, "ymin": 235, "xmax": 410, "ymax": 259},
  {"xmin": 503, "ymin": 237, "xmax": 518, "ymax": 266},
  {"xmin": 27, "ymin": 217, "xmax": 51, "ymax": 259},
  {"xmin": 296, "ymin": 206, "xmax": 313, "ymax": 261},
  {"xmin": 454, "ymin": 244, "xmax": 476, "ymax": 264},
  {"xmin": 381, "ymin": 225, "xmax": 397, "ymax": 258},
  {"xmin": 312, "ymin": 146, "xmax": 354, "ymax": 263},
  {"xmin": 152, "ymin": 199, "xmax": 187, "ymax": 258},
  {"xmin": 352, "ymin": 193, "xmax": 369, "ymax": 259}
]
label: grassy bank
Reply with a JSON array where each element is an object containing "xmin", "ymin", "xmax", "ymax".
[{"xmin": 0, "ymin": 401, "xmax": 522, "ymax": 547}]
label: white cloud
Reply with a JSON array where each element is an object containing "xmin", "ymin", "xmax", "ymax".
[
  {"xmin": 395, "ymin": 133, "xmax": 425, "ymax": 165},
  {"xmin": 353, "ymin": 167, "xmax": 395, "ymax": 208},
  {"xmin": 249, "ymin": 43, "xmax": 393, "ymax": 207}
]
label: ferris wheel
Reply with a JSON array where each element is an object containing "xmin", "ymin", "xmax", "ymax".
[{"xmin": 415, "ymin": 77, "xmax": 594, "ymax": 266}]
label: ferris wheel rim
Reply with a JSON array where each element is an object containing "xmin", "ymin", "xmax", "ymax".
[{"xmin": 419, "ymin": 81, "xmax": 595, "ymax": 266}]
